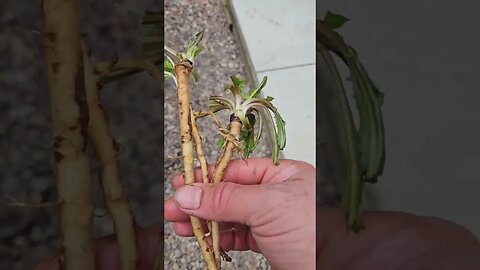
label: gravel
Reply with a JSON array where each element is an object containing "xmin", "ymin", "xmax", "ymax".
[{"xmin": 164, "ymin": 0, "xmax": 270, "ymax": 269}]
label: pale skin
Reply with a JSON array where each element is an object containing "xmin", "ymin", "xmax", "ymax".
[{"xmin": 37, "ymin": 158, "xmax": 480, "ymax": 269}]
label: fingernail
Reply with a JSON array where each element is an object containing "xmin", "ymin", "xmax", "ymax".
[{"xmin": 174, "ymin": 185, "xmax": 202, "ymax": 210}]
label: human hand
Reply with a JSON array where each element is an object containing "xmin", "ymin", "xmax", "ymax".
[
  {"xmin": 37, "ymin": 155, "xmax": 480, "ymax": 270},
  {"xmin": 315, "ymin": 209, "xmax": 480, "ymax": 270},
  {"xmin": 164, "ymin": 158, "xmax": 316, "ymax": 270}
]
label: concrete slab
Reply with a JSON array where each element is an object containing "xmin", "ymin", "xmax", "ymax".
[{"xmin": 230, "ymin": 0, "xmax": 315, "ymax": 71}]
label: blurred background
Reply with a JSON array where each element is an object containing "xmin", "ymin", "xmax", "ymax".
[
  {"xmin": 0, "ymin": 0, "xmax": 163, "ymax": 269},
  {"xmin": 318, "ymin": 1, "xmax": 480, "ymax": 236}
]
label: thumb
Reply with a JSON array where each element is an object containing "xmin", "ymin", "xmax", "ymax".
[{"xmin": 173, "ymin": 182, "xmax": 277, "ymax": 226}]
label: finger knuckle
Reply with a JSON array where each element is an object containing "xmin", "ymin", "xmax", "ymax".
[{"xmin": 211, "ymin": 182, "xmax": 235, "ymax": 216}]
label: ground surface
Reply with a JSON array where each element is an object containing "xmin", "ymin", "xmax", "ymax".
[{"xmin": 163, "ymin": 0, "xmax": 270, "ymax": 269}]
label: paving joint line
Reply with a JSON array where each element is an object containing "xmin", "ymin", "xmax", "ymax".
[{"xmin": 257, "ymin": 62, "xmax": 316, "ymax": 73}]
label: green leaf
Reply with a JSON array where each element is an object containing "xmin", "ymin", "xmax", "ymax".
[
  {"xmin": 231, "ymin": 76, "xmax": 246, "ymax": 91},
  {"xmin": 346, "ymin": 47, "xmax": 385, "ymax": 181},
  {"xmin": 239, "ymin": 113, "xmax": 258, "ymax": 158},
  {"xmin": 250, "ymin": 108, "xmax": 264, "ymax": 145},
  {"xmin": 142, "ymin": 25, "xmax": 163, "ymax": 37},
  {"xmin": 141, "ymin": 11, "xmax": 164, "ymax": 59},
  {"xmin": 164, "ymin": 59, "xmax": 173, "ymax": 73},
  {"xmin": 265, "ymin": 110, "xmax": 281, "ymax": 165},
  {"xmin": 143, "ymin": 42, "xmax": 162, "ymax": 57},
  {"xmin": 216, "ymin": 135, "xmax": 225, "ymax": 149},
  {"xmin": 318, "ymin": 24, "xmax": 386, "ymax": 231},
  {"xmin": 164, "ymin": 46, "xmax": 179, "ymax": 59},
  {"xmin": 247, "ymin": 76, "xmax": 268, "ymax": 99},
  {"xmin": 318, "ymin": 22, "xmax": 385, "ymax": 181},
  {"xmin": 192, "ymin": 31, "xmax": 204, "ymax": 47},
  {"xmin": 208, "ymin": 96, "xmax": 235, "ymax": 113},
  {"xmin": 192, "ymin": 70, "xmax": 200, "ymax": 83},
  {"xmin": 185, "ymin": 30, "xmax": 206, "ymax": 61},
  {"xmin": 274, "ymin": 110, "xmax": 286, "ymax": 151},
  {"xmin": 141, "ymin": 24, "xmax": 163, "ymax": 57},
  {"xmin": 324, "ymin": 11, "xmax": 349, "ymax": 29},
  {"xmin": 268, "ymin": 108, "xmax": 286, "ymax": 166},
  {"xmin": 241, "ymin": 98, "xmax": 286, "ymax": 165},
  {"xmin": 235, "ymin": 110, "xmax": 251, "ymax": 130},
  {"xmin": 258, "ymin": 105, "xmax": 285, "ymax": 165},
  {"xmin": 228, "ymin": 76, "xmax": 245, "ymax": 101},
  {"xmin": 240, "ymin": 126, "xmax": 257, "ymax": 158},
  {"xmin": 164, "ymin": 71, "xmax": 175, "ymax": 79},
  {"xmin": 265, "ymin": 96, "xmax": 274, "ymax": 101},
  {"xmin": 142, "ymin": 11, "xmax": 163, "ymax": 25}
]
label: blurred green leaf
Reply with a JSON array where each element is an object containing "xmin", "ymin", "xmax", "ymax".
[
  {"xmin": 142, "ymin": 11, "xmax": 163, "ymax": 25},
  {"xmin": 324, "ymin": 11, "xmax": 349, "ymax": 29},
  {"xmin": 317, "ymin": 19, "xmax": 386, "ymax": 231},
  {"xmin": 216, "ymin": 135, "xmax": 225, "ymax": 149},
  {"xmin": 141, "ymin": 23, "xmax": 162, "ymax": 56},
  {"xmin": 345, "ymin": 47, "xmax": 385, "ymax": 182},
  {"xmin": 142, "ymin": 24, "xmax": 162, "ymax": 37}
]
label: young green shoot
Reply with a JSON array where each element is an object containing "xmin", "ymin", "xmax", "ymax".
[{"xmin": 209, "ymin": 76, "xmax": 286, "ymax": 165}]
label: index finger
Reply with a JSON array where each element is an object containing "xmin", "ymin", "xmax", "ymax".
[{"xmin": 171, "ymin": 158, "xmax": 309, "ymax": 190}]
